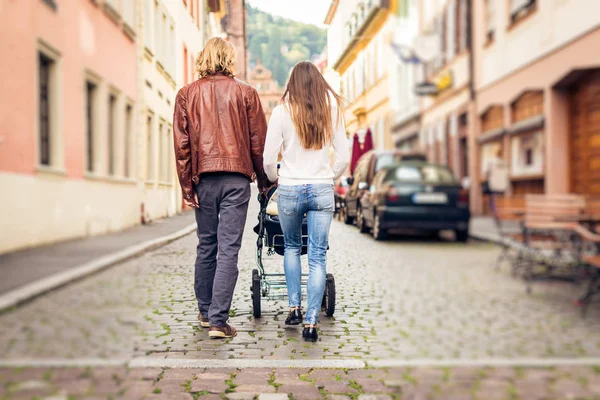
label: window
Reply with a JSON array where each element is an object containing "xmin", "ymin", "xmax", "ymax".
[
  {"xmin": 146, "ymin": 114, "xmax": 154, "ymax": 181},
  {"xmin": 376, "ymin": 35, "xmax": 384, "ymax": 79},
  {"xmin": 39, "ymin": 53, "xmax": 53, "ymax": 166},
  {"xmin": 485, "ymin": 0, "xmax": 495, "ymax": 43},
  {"xmin": 42, "ymin": 0, "xmax": 57, "ymax": 11},
  {"xmin": 510, "ymin": 132, "xmax": 543, "ymax": 176},
  {"xmin": 124, "ymin": 104, "xmax": 133, "ymax": 178},
  {"xmin": 123, "ymin": 0, "xmax": 135, "ymax": 30},
  {"xmin": 154, "ymin": 2, "xmax": 160, "ymax": 56},
  {"xmin": 510, "ymin": 0, "xmax": 536, "ymax": 24},
  {"xmin": 144, "ymin": 0, "xmax": 153, "ymax": 52},
  {"xmin": 159, "ymin": 121, "xmax": 165, "ymax": 181},
  {"xmin": 108, "ymin": 93, "xmax": 117, "ymax": 175},
  {"xmin": 459, "ymin": 0, "xmax": 468, "ymax": 52},
  {"xmin": 85, "ymin": 81, "xmax": 97, "ymax": 172},
  {"xmin": 446, "ymin": 0, "xmax": 456, "ymax": 61},
  {"xmin": 392, "ymin": 165, "xmax": 457, "ymax": 184}
]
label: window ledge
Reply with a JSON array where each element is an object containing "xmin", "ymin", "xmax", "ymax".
[
  {"xmin": 84, "ymin": 172, "xmax": 137, "ymax": 185},
  {"xmin": 36, "ymin": 165, "xmax": 66, "ymax": 177},
  {"xmin": 144, "ymin": 47, "xmax": 154, "ymax": 60},
  {"xmin": 145, "ymin": 181, "xmax": 156, "ymax": 186},
  {"xmin": 123, "ymin": 23, "xmax": 136, "ymax": 41},
  {"xmin": 507, "ymin": 5, "xmax": 538, "ymax": 32},
  {"xmin": 158, "ymin": 181, "xmax": 174, "ymax": 187},
  {"xmin": 510, "ymin": 173, "xmax": 544, "ymax": 181},
  {"xmin": 103, "ymin": 2, "xmax": 122, "ymax": 25}
]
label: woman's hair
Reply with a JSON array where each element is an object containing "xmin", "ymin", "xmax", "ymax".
[
  {"xmin": 195, "ymin": 37, "xmax": 237, "ymax": 79},
  {"xmin": 282, "ymin": 61, "xmax": 345, "ymax": 150}
]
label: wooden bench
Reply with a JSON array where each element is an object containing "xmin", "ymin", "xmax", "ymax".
[
  {"xmin": 520, "ymin": 194, "xmax": 587, "ymax": 293},
  {"xmin": 572, "ymin": 224, "xmax": 600, "ymax": 317},
  {"xmin": 493, "ymin": 195, "xmax": 526, "ymax": 275}
]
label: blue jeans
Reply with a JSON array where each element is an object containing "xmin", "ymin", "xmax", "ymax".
[{"xmin": 277, "ymin": 184, "xmax": 334, "ymax": 325}]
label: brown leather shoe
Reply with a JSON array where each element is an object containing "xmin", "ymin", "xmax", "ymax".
[
  {"xmin": 208, "ymin": 324, "xmax": 237, "ymax": 339},
  {"xmin": 197, "ymin": 313, "xmax": 209, "ymax": 328}
]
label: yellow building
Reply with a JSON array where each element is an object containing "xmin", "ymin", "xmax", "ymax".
[{"xmin": 325, "ymin": 0, "xmax": 401, "ymax": 150}]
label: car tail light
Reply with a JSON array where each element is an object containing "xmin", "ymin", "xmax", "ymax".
[
  {"xmin": 386, "ymin": 187, "xmax": 400, "ymax": 202},
  {"xmin": 458, "ymin": 189, "xmax": 469, "ymax": 207}
]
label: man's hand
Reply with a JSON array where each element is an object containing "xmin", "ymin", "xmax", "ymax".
[{"xmin": 184, "ymin": 192, "xmax": 199, "ymax": 208}]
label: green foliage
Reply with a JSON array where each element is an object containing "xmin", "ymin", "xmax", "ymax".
[{"xmin": 246, "ymin": 4, "xmax": 327, "ymax": 87}]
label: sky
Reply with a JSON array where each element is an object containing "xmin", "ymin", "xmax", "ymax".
[{"xmin": 245, "ymin": 0, "xmax": 331, "ymax": 27}]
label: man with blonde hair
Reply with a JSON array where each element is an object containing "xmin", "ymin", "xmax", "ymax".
[{"xmin": 173, "ymin": 37, "xmax": 270, "ymax": 339}]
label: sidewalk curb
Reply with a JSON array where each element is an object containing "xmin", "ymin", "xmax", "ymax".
[
  {"xmin": 0, "ymin": 222, "xmax": 197, "ymax": 313},
  {"xmin": 469, "ymin": 232, "xmax": 502, "ymax": 244}
]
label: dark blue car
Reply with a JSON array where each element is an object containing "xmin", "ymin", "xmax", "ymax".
[{"xmin": 356, "ymin": 162, "xmax": 471, "ymax": 241}]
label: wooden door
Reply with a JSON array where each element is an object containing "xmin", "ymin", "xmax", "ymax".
[{"xmin": 570, "ymin": 71, "xmax": 600, "ymax": 194}]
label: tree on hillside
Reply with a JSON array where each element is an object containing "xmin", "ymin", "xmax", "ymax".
[{"xmin": 246, "ymin": 4, "xmax": 326, "ymax": 87}]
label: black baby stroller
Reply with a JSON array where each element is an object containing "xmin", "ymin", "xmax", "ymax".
[{"xmin": 251, "ymin": 189, "xmax": 336, "ymax": 318}]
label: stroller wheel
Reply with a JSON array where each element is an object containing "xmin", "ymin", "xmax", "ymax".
[
  {"xmin": 322, "ymin": 273, "xmax": 336, "ymax": 317},
  {"xmin": 251, "ymin": 269, "xmax": 262, "ymax": 318}
]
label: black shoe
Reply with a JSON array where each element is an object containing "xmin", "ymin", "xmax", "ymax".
[
  {"xmin": 302, "ymin": 327, "xmax": 318, "ymax": 342},
  {"xmin": 285, "ymin": 309, "xmax": 303, "ymax": 325}
]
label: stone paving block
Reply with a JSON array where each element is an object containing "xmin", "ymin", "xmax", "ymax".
[
  {"xmin": 128, "ymin": 368, "xmax": 163, "ymax": 381},
  {"xmin": 151, "ymin": 393, "xmax": 194, "ymax": 400},
  {"xmin": 234, "ymin": 384, "xmax": 276, "ymax": 394},
  {"xmin": 225, "ymin": 393, "xmax": 258, "ymax": 400},
  {"xmin": 357, "ymin": 395, "xmax": 394, "ymax": 400},
  {"xmin": 161, "ymin": 368, "xmax": 205, "ymax": 381},
  {"xmin": 277, "ymin": 384, "xmax": 321, "ymax": 396},
  {"xmin": 121, "ymin": 381, "xmax": 155, "ymax": 398},
  {"xmin": 257, "ymin": 394, "xmax": 289, "ymax": 400},
  {"xmin": 318, "ymin": 381, "xmax": 357, "ymax": 394},
  {"xmin": 327, "ymin": 396, "xmax": 352, "ymax": 400},
  {"xmin": 190, "ymin": 379, "xmax": 228, "ymax": 393}
]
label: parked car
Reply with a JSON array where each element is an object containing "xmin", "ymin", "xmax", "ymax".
[
  {"xmin": 334, "ymin": 177, "xmax": 349, "ymax": 217},
  {"xmin": 356, "ymin": 161, "xmax": 471, "ymax": 241},
  {"xmin": 345, "ymin": 150, "xmax": 426, "ymax": 225}
]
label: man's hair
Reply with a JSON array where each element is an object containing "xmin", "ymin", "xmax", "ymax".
[{"xmin": 195, "ymin": 37, "xmax": 236, "ymax": 79}]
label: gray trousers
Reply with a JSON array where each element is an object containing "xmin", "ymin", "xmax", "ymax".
[{"xmin": 194, "ymin": 173, "xmax": 251, "ymax": 327}]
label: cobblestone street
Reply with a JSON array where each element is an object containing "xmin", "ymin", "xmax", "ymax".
[{"xmin": 1, "ymin": 196, "xmax": 600, "ymax": 398}]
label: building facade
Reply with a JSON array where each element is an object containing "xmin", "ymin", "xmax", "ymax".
[
  {"xmin": 221, "ymin": 0, "xmax": 248, "ymax": 81},
  {"xmin": 416, "ymin": 0, "xmax": 473, "ymax": 190},
  {"xmin": 0, "ymin": 0, "xmax": 221, "ymax": 254},
  {"xmin": 389, "ymin": 0, "xmax": 421, "ymax": 151},
  {"xmin": 0, "ymin": 0, "xmax": 138, "ymax": 253},
  {"xmin": 471, "ymin": 0, "xmax": 600, "ymax": 214},
  {"xmin": 325, "ymin": 0, "xmax": 401, "ymax": 151},
  {"xmin": 248, "ymin": 60, "xmax": 284, "ymax": 122}
]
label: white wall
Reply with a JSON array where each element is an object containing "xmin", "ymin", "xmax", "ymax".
[
  {"xmin": 479, "ymin": 0, "xmax": 600, "ymax": 89},
  {"xmin": 0, "ymin": 172, "xmax": 140, "ymax": 253}
]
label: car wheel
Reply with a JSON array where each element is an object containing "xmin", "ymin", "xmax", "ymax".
[
  {"xmin": 455, "ymin": 229, "xmax": 469, "ymax": 243},
  {"xmin": 372, "ymin": 214, "xmax": 388, "ymax": 241},
  {"xmin": 357, "ymin": 207, "xmax": 369, "ymax": 233}
]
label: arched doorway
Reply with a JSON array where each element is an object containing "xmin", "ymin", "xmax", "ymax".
[{"xmin": 570, "ymin": 70, "xmax": 600, "ymax": 194}]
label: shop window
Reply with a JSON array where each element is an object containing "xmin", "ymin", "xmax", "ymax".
[
  {"xmin": 124, "ymin": 103, "xmax": 133, "ymax": 178},
  {"xmin": 510, "ymin": 132, "xmax": 543, "ymax": 177},
  {"xmin": 480, "ymin": 141, "xmax": 503, "ymax": 175},
  {"xmin": 39, "ymin": 53, "xmax": 53, "ymax": 167}
]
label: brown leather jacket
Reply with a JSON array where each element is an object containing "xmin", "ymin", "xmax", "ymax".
[{"xmin": 173, "ymin": 73, "xmax": 269, "ymax": 202}]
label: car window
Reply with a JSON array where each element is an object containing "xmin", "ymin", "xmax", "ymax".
[
  {"xmin": 375, "ymin": 154, "xmax": 401, "ymax": 172},
  {"xmin": 389, "ymin": 165, "xmax": 457, "ymax": 184}
]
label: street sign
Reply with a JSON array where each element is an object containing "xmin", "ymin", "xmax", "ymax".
[{"xmin": 415, "ymin": 82, "xmax": 439, "ymax": 96}]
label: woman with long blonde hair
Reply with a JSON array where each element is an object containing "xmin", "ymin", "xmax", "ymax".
[{"xmin": 263, "ymin": 61, "xmax": 350, "ymax": 342}]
